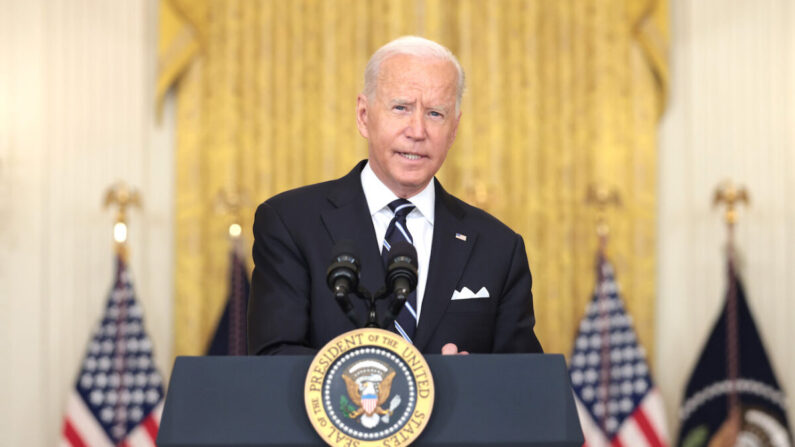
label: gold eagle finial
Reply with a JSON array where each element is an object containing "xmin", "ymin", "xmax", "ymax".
[
  {"xmin": 713, "ymin": 180, "xmax": 749, "ymax": 227},
  {"xmin": 103, "ymin": 182, "xmax": 141, "ymax": 227},
  {"xmin": 215, "ymin": 189, "xmax": 249, "ymax": 239},
  {"xmin": 102, "ymin": 182, "xmax": 142, "ymax": 258},
  {"xmin": 586, "ymin": 184, "xmax": 622, "ymax": 239}
]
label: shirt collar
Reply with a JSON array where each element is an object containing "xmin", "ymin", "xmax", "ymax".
[{"xmin": 360, "ymin": 161, "xmax": 435, "ymax": 224}]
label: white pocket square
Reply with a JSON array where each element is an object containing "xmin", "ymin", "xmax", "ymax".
[{"xmin": 450, "ymin": 286, "xmax": 490, "ymax": 300}]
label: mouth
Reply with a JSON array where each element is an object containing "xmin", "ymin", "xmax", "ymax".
[{"xmin": 397, "ymin": 151, "xmax": 425, "ymax": 161}]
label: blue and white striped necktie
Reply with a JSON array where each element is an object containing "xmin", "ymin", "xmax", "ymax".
[{"xmin": 381, "ymin": 198, "xmax": 418, "ymax": 342}]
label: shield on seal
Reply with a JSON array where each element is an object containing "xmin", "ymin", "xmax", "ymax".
[{"xmin": 361, "ymin": 392, "xmax": 377, "ymax": 414}]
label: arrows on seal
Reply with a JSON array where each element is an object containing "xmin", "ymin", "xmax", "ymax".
[{"xmin": 381, "ymin": 395, "xmax": 402, "ymax": 423}]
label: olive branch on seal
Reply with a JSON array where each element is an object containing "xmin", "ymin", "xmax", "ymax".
[{"xmin": 339, "ymin": 395, "xmax": 357, "ymax": 418}]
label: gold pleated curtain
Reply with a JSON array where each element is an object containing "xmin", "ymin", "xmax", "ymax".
[{"xmin": 157, "ymin": 0, "xmax": 668, "ymax": 360}]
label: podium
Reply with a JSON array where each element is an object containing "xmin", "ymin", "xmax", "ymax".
[{"xmin": 157, "ymin": 354, "xmax": 583, "ymax": 446}]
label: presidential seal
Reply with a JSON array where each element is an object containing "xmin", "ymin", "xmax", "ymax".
[{"xmin": 305, "ymin": 328, "xmax": 434, "ymax": 447}]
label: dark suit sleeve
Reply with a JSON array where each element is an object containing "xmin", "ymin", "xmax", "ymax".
[
  {"xmin": 248, "ymin": 202, "xmax": 317, "ymax": 355},
  {"xmin": 491, "ymin": 234, "xmax": 543, "ymax": 353}
]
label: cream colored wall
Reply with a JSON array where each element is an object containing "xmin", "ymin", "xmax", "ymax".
[
  {"xmin": 657, "ymin": 0, "xmax": 795, "ymax": 436},
  {"xmin": 0, "ymin": 1, "xmax": 173, "ymax": 446}
]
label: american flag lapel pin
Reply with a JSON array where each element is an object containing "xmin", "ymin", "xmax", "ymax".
[{"xmin": 455, "ymin": 233, "xmax": 467, "ymax": 241}]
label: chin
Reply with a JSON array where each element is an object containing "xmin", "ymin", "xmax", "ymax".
[{"xmin": 395, "ymin": 176, "xmax": 431, "ymax": 192}]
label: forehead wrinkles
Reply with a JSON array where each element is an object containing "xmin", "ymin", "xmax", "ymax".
[{"xmin": 376, "ymin": 56, "xmax": 457, "ymax": 108}]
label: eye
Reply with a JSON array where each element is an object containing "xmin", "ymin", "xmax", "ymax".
[
  {"xmin": 393, "ymin": 105, "xmax": 407, "ymax": 112},
  {"xmin": 429, "ymin": 110, "xmax": 444, "ymax": 119}
]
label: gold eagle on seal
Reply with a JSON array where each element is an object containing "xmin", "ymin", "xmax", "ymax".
[{"xmin": 341, "ymin": 360, "xmax": 401, "ymax": 428}]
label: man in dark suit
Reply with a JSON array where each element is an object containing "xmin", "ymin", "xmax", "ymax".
[{"xmin": 248, "ymin": 36, "xmax": 542, "ymax": 355}]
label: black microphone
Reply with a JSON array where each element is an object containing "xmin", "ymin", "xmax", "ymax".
[
  {"xmin": 326, "ymin": 240, "xmax": 361, "ymax": 326},
  {"xmin": 382, "ymin": 241, "xmax": 418, "ymax": 328}
]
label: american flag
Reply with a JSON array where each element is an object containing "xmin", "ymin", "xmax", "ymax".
[
  {"xmin": 60, "ymin": 256, "xmax": 164, "ymax": 446},
  {"xmin": 206, "ymin": 247, "xmax": 249, "ymax": 355},
  {"xmin": 569, "ymin": 256, "xmax": 669, "ymax": 447}
]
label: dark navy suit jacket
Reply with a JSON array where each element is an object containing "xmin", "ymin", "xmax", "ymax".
[{"xmin": 248, "ymin": 161, "xmax": 542, "ymax": 355}]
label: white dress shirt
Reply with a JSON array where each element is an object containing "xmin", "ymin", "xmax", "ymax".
[{"xmin": 360, "ymin": 162, "xmax": 434, "ymax": 321}]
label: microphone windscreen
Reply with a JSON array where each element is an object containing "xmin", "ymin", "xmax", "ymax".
[{"xmin": 387, "ymin": 241, "xmax": 417, "ymax": 265}]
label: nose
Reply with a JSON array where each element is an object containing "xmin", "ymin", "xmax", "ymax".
[{"xmin": 405, "ymin": 110, "xmax": 426, "ymax": 140}]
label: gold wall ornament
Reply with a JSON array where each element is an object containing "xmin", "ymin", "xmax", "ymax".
[
  {"xmin": 103, "ymin": 182, "xmax": 142, "ymax": 257},
  {"xmin": 713, "ymin": 181, "xmax": 750, "ymax": 228}
]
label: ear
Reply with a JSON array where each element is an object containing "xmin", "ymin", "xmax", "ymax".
[{"xmin": 355, "ymin": 94, "xmax": 369, "ymax": 139}]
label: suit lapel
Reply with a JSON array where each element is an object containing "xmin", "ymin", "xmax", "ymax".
[
  {"xmin": 320, "ymin": 161, "xmax": 386, "ymax": 298},
  {"xmin": 414, "ymin": 180, "xmax": 477, "ymax": 351},
  {"xmin": 320, "ymin": 166, "xmax": 476, "ymax": 344}
]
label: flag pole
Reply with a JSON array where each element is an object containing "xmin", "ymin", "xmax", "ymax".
[
  {"xmin": 103, "ymin": 182, "xmax": 142, "ymax": 263},
  {"xmin": 713, "ymin": 181, "xmax": 749, "ymax": 421},
  {"xmin": 214, "ymin": 188, "xmax": 250, "ymax": 355},
  {"xmin": 585, "ymin": 184, "xmax": 622, "ymax": 433}
]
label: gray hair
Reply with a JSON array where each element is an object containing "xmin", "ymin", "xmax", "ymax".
[{"xmin": 363, "ymin": 36, "xmax": 465, "ymax": 114}]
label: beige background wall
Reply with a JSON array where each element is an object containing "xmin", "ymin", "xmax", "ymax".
[
  {"xmin": 0, "ymin": 1, "xmax": 173, "ymax": 445},
  {"xmin": 657, "ymin": 0, "xmax": 795, "ymax": 435},
  {"xmin": 2, "ymin": 0, "xmax": 795, "ymax": 445}
]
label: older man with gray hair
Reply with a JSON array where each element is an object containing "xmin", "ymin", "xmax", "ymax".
[{"xmin": 248, "ymin": 36, "xmax": 542, "ymax": 355}]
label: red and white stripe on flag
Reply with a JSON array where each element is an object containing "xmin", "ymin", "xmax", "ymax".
[
  {"xmin": 58, "ymin": 257, "xmax": 165, "ymax": 447},
  {"xmin": 60, "ymin": 392, "xmax": 163, "ymax": 447},
  {"xmin": 576, "ymin": 389, "xmax": 669, "ymax": 447}
]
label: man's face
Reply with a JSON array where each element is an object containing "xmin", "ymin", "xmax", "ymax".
[{"xmin": 356, "ymin": 54, "xmax": 461, "ymax": 198}]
